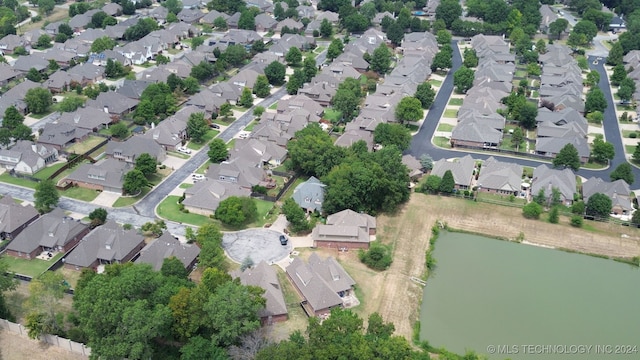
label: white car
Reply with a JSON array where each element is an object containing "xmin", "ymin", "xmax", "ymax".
[
  {"xmin": 177, "ymin": 146, "xmax": 192, "ymax": 154},
  {"xmin": 238, "ymin": 132, "xmax": 249, "ymax": 139},
  {"xmin": 192, "ymin": 174, "xmax": 205, "ymax": 180}
]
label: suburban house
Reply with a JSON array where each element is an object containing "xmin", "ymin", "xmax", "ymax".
[
  {"xmin": 530, "ymin": 164, "xmax": 577, "ymax": 206},
  {"xmin": 232, "ymin": 261, "xmax": 289, "ymax": 324},
  {"xmin": 106, "ymin": 136, "xmax": 167, "ymax": 164},
  {"xmin": 582, "ymin": 177, "xmax": 633, "ymax": 215},
  {"xmin": 64, "ymin": 158, "xmax": 133, "ymax": 193},
  {"xmin": 0, "ymin": 196, "xmax": 39, "ymax": 241},
  {"xmin": 0, "ymin": 140, "xmax": 58, "ymax": 175},
  {"xmin": 37, "ymin": 123, "xmax": 91, "ymax": 150},
  {"xmin": 64, "ymin": 220, "xmax": 146, "ymax": 271},
  {"xmin": 312, "ymin": 209, "xmax": 376, "ymax": 250},
  {"xmin": 402, "ymin": 154, "xmax": 424, "ymax": 180},
  {"xmin": 182, "ymin": 178, "xmax": 251, "ymax": 215},
  {"xmin": 57, "ymin": 107, "xmax": 113, "ymax": 132},
  {"xmin": 477, "ymin": 157, "xmax": 523, "ymax": 196},
  {"xmin": 292, "ymin": 176, "xmax": 326, "ymax": 213},
  {"xmin": 230, "ymin": 138, "xmax": 288, "ymax": 167},
  {"xmin": 286, "ymin": 253, "xmax": 356, "ymax": 316},
  {"xmin": 86, "ymin": 91, "xmax": 139, "ymax": 119},
  {"xmin": 0, "ymin": 34, "xmax": 24, "ymax": 54},
  {"xmin": 539, "ymin": 5, "xmax": 558, "ymax": 33},
  {"xmin": 5, "ymin": 209, "xmax": 90, "ymax": 260},
  {"xmin": 135, "ymin": 232, "xmax": 200, "ymax": 272},
  {"xmin": 0, "ymin": 80, "xmax": 41, "ymax": 116},
  {"xmin": 0, "ymin": 64, "xmax": 22, "ymax": 86},
  {"xmin": 205, "ymin": 158, "xmax": 275, "ymax": 190},
  {"xmin": 430, "ymin": 155, "xmax": 476, "ymax": 190}
]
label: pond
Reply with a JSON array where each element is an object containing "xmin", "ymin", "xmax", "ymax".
[{"xmin": 420, "ymin": 232, "xmax": 640, "ymax": 359}]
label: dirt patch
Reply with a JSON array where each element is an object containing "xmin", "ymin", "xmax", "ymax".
[
  {"xmin": 0, "ymin": 330, "xmax": 87, "ymax": 360},
  {"xmin": 351, "ymin": 194, "xmax": 640, "ymax": 341}
]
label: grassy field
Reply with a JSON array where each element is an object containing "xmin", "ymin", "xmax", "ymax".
[
  {"xmin": 62, "ymin": 186, "xmax": 100, "ymax": 201},
  {"xmin": 515, "ymin": 70, "xmax": 527, "ymax": 77},
  {"xmin": 157, "ymin": 195, "xmax": 215, "ymax": 226},
  {"xmin": 443, "ymin": 109, "xmax": 458, "ymax": 118},
  {"xmin": 65, "ymin": 136, "xmax": 105, "ymax": 154},
  {"xmin": 448, "ymin": 98, "xmax": 463, "ymax": 106},
  {"xmin": 33, "ymin": 162, "xmax": 67, "ymax": 180},
  {"xmin": 437, "ymin": 123, "xmax": 454, "ymax": 132},
  {"xmin": 20, "ymin": 7, "xmax": 68, "ymax": 32},
  {"xmin": 4, "ymin": 253, "xmax": 63, "ymax": 278}
]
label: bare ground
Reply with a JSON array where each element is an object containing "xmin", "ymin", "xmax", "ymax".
[
  {"xmin": 0, "ymin": 330, "xmax": 87, "ymax": 360},
  {"xmin": 355, "ymin": 194, "xmax": 640, "ymax": 341}
]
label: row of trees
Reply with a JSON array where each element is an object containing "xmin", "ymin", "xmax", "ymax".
[{"xmin": 0, "ymin": 106, "xmax": 34, "ymax": 146}]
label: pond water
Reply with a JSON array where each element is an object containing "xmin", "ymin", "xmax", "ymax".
[{"xmin": 420, "ymin": 232, "xmax": 640, "ymax": 359}]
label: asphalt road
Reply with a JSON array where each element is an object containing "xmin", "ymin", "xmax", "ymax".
[{"xmin": 408, "ymin": 41, "xmax": 640, "ymax": 187}]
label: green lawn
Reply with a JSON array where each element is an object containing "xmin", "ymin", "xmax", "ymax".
[
  {"xmin": 443, "ymin": 109, "xmax": 458, "ymax": 118},
  {"xmin": 196, "ymin": 160, "xmax": 211, "ymax": 174},
  {"xmin": 433, "ymin": 136, "xmax": 451, "ymax": 148},
  {"xmin": 244, "ymin": 120, "xmax": 258, "ymax": 132},
  {"xmin": 268, "ymin": 102, "xmax": 278, "ymax": 110},
  {"xmin": 29, "ymin": 110, "xmax": 53, "ymax": 119},
  {"xmin": 582, "ymin": 162, "xmax": 607, "ymax": 169},
  {"xmin": 324, "ymin": 109, "xmax": 342, "ymax": 122},
  {"xmin": 437, "ymin": 123, "xmax": 454, "ymax": 132},
  {"xmin": 167, "ymin": 151, "xmax": 190, "ymax": 159},
  {"xmin": 448, "ymin": 98, "xmax": 463, "ymax": 106},
  {"xmin": 622, "ymin": 130, "xmax": 638, "ymax": 138},
  {"xmin": 4, "ymin": 253, "xmax": 63, "ymax": 278},
  {"xmin": 515, "ymin": 70, "xmax": 527, "ymax": 77},
  {"xmin": 112, "ymin": 188, "xmax": 150, "ymax": 207},
  {"xmin": 65, "ymin": 136, "xmax": 106, "ymax": 155},
  {"xmin": 532, "ymin": 90, "xmax": 539, "ymax": 98},
  {"xmin": 187, "ymin": 130, "xmax": 220, "ymax": 150},
  {"xmin": 179, "ymin": 183, "xmax": 193, "ymax": 189},
  {"xmin": 248, "ymin": 199, "xmax": 276, "ymax": 228},
  {"xmin": 625, "ymin": 145, "xmax": 636, "ymax": 154},
  {"xmin": 0, "ymin": 173, "xmax": 38, "ymax": 189},
  {"xmin": 33, "ymin": 162, "xmax": 67, "ymax": 180},
  {"xmin": 157, "ymin": 195, "xmax": 215, "ymax": 226},
  {"xmin": 62, "ymin": 186, "xmax": 100, "ymax": 201},
  {"xmin": 280, "ymin": 177, "xmax": 307, "ymax": 201},
  {"xmin": 227, "ymin": 139, "xmax": 236, "ymax": 149},
  {"xmin": 266, "ymin": 176, "xmax": 286, "ymax": 197},
  {"xmin": 428, "ymin": 79, "xmax": 442, "ymax": 87}
]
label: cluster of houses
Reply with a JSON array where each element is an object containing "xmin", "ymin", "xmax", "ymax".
[
  {"xmin": 429, "ymin": 155, "xmax": 633, "ymax": 215},
  {"xmin": 622, "ymin": 50, "xmax": 640, "ymax": 118},
  {"xmin": 451, "ymin": 35, "xmax": 514, "ymax": 149}
]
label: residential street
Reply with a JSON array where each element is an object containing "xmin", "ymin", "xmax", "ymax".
[{"xmin": 408, "ymin": 41, "xmax": 640, "ymax": 187}]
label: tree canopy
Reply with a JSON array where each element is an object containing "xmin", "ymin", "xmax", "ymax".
[
  {"xmin": 395, "ymin": 97, "xmax": 423, "ymax": 124},
  {"xmin": 34, "ymin": 179, "xmax": 59, "ymax": 214},
  {"xmin": 373, "ymin": 123, "xmax": 411, "ymax": 151},
  {"xmin": 208, "ymin": 138, "xmax": 229, "ymax": 163},
  {"xmin": 585, "ymin": 192, "xmax": 612, "ymax": 218},
  {"xmin": 453, "ymin": 66, "xmax": 474, "ymax": 94},
  {"xmin": 610, "ymin": 163, "xmax": 635, "ymax": 185},
  {"xmin": 214, "ymin": 196, "xmax": 258, "ymax": 227},
  {"xmin": 552, "ymin": 143, "xmax": 581, "ymax": 171}
]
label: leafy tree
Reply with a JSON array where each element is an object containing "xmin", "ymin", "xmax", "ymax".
[
  {"xmin": 611, "ymin": 64, "xmax": 627, "ymax": 86},
  {"xmin": 288, "ymin": 123, "xmax": 346, "ymax": 177},
  {"xmin": 633, "ymin": 143, "xmax": 640, "ymax": 164},
  {"xmin": 253, "ymin": 106, "xmax": 265, "ymax": 117},
  {"xmin": 303, "ymin": 56, "xmax": 317, "ymax": 82},
  {"xmin": 522, "ymin": 202, "xmax": 543, "ymax": 219},
  {"xmin": 618, "ymin": 77, "xmax": 636, "ymax": 103},
  {"xmin": 195, "ymin": 224, "xmax": 227, "ymax": 270},
  {"xmin": 435, "ymin": 0, "xmax": 462, "ymax": 28},
  {"xmin": 187, "ymin": 112, "xmax": 209, "ymax": 143},
  {"xmin": 57, "ymin": 96, "xmax": 84, "ymax": 112},
  {"xmin": 183, "ymin": 77, "xmax": 200, "ymax": 95},
  {"xmin": 25, "ymin": 272, "xmax": 67, "ymax": 339},
  {"xmin": 238, "ymin": 87, "xmax": 254, "ymax": 108},
  {"xmin": 320, "ymin": 18, "xmax": 332, "ymax": 38},
  {"xmin": 213, "ymin": 16, "xmax": 228, "ymax": 30},
  {"xmin": 369, "ymin": 44, "xmax": 392, "ymax": 74},
  {"xmin": 37, "ymin": 0, "xmax": 54, "ymax": 15},
  {"xmin": 281, "ymin": 198, "xmax": 310, "ymax": 233},
  {"xmin": 58, "ymin": 23, "xmax": 73, "ymax": 37},
  {"xmin": 124, "ymin": 17, "xmax": 159, "ymax": 41},
  {"xmin": 437, "ymin": 30, "xmax": 452, "ymax": 46},
  {"xmin": 2, "ymin": 106, "xmax": 24, "ymax": 131},
  {"xmin": 548, "ymin": 206, "xmax": 559, "ymax": 224},
  {"xmin": 274, "ymin": 2, "xmax": 285, "ymax": 21},
  {"xmin": 585, "ymin": 193, "xmax": 612, "ymax": 218},
  {"xmin": 590, "ymin": 135, "xmax": 615, "ymax": 164},
  {"xmin": 208, "ymin": 138, "xmax": 229, "ymax": 163},
  {"xmin": 34, "ymin": 179, "xmax": 58, "ymax": 213},
  {"xmin": 535, "ymin": 39, "xmax": 547, "ymax": 54},
  {"xmin": 342, "ymin": 13, "xmax": 370, "ymax": 33},
  {"xmin": 286, "ymin": 69, "xmax": 305, "ymax": 95},
  {"xmin": 161, "ymin": 257, "xmax": 189, "ymax": 279},
  {"xmin": 238, "ymin": 10, "xmax": 256, "ymax": 30},
  {"xmin": 527, "ymin": 63, "xmax": 541, "ymax": 76},
  {"xmin": 0, "ymin": 128, "xmax": 11, "ymax": 147},
  {"xmin": 373, "ymin": 123, "xmax": 411, "ymax": 150},
  {"xmin": 517, "ymin": 102, "xmax": 538, "ymax": 130},
  {"xmin": 26, "ymin": 68, "xmax": 41, "ymax": 82},
  {"xmin": 607, "ymin": 42, "xmax": 624, "ymax": 66},
  {"xmin": 285, "ymin": 47, "xmax": 302, "ymax": 67},
  {"xmin": 36, "ymin": 34, "xmax": 51, "ymax": 49},
  {"xmin": 414, "ymin": 82, "xmax": 436, "ymax": 109},
  {"xmin": 135, "ymin": 153, "xmax": 157, "ymax": 177},
  {"xmin": 568, "ymin": 20, "xmax": 597, "ymax": 47},
  {"xmin": 358, "ymin": 244, "xmax": 392, "ymax": 270},
  {"xmin": 215, "ymin": 196, "xmax": 258, "ymax": 227},
  {"xmin": 190, "ymin": 60, "xmax": 215, "ymax": 82},
  {"xmin": 253, "ymin": 75, "xmax": 270, "ymax": 98},
  {"xmin": 105, "ymin": 58, "xmax": 127, "ymax": 79},
  {"xmin": 610, "ymin": 163, "xmax": 634, "ymax": 185},
  {"xmin": 453, "ymin": 66, "xmax": 474, "ymax": 94},
  {"xmin": 25, "ymin": 87, "xmax": 52, "ymax": 114},
  {"xmin": 331, "ymin": 88, "xmax": 359, "ymax": 122},
  {"xmin": 511, "ymin": 127, "xmax": 524, "ymax": 150},
  {"xmin": 420, "ymin": 154, "xmax": 434, "ymax": 170},
  {"xmin": 585, "ymin": 88, "xmax": 607, "ymax": 114},
  {"xmin": 572, "ymin": 201, "xmax": 586, "ymax": 215},
  {"xmin": 327, "ymin": 38, "xmax": 343, "ymax": 61},
  {"xmin": 548, "ymin": 18, "xmax": 569, "ymax": 40},
  {"xmin": 123, "ymin": 169, "xmax": 147, "ymax": 195},
  {"xmin": 386, "ymin": 22, "xmax": 404, "ymax": 46},
  {"xmin": 91, "ymin": 36, "xmax": 116, "ymax": 53},
  {"xmin": 463, "ymin": 48, "xmax": 478, "ymax": 68},
  {"xmin": 431, "ymin": 46, "xmax": 452, "ymax": 72},
  {"xmin": 395, "ymin": 97, "xmax": 423, "ymax": 124},
  {"xmin": 88, "ymin": 208, "xmax": 108, "ymax": 227},
  {"xmin": 552, "ymin": 143, "xmax": 581, "ymax": 171},
  {"xmin": 439, "ymin": 170, "xmax": 455, "ymax": 193},
  {"xmin": 420, "ymin": 175, "xmax": 441, "ymax": 193},
  {"xmin": 585, "ymin": 70, "xmax": 600, "ymax": 87},
  {"xmin": 141, "ymin": 219, "xmax": 167, "ymax": 237},
  {"xmin": 264, "ymin": 61, "xmax": 286, "ymax": 86}
]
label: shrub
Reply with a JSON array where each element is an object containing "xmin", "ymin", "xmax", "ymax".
[
  {"xmin": 570, "ymin": 215, "xmax": 583, "ymax": 227},
  {"xmin": 358, "ymin": 244, "xmax": 392, "ymax": 271},
  {"xmin": 522, "ymin": 202, "xmax": 543, "ymax": 219},
  {"xmin": 630, "ymin": 133, "xmax": 637, "ymax": 139},
  {"xmin": 548, "ymin": 206, "xmax": 559, "ymax": 224}
]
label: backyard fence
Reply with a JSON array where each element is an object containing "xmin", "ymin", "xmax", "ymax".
[
  {"xmin": 48, "ymin": 138, "xmax": 108, "ymax": 181},
  {"xmin": 251, "ymin": 172, "xmax": 299, "ymax": 203},
  {"xmin": 7, "ymin": 170, "xmax": 40, "ymax": 183},
  {"xmin": 0, "ymin": 319, "xmax": 91, "ymax": 357}
]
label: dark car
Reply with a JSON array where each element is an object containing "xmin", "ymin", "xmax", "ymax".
[
  {"xmin": 279, "ymin": 235, "xmax": 288, "ymax": 246},
  {"xmin": 209, "ymin": 123, "xmax": 220, "ymax": 129}
]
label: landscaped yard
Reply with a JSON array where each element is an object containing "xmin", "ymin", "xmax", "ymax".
[
  {"xmin": 582, "ymin": 161, "xmax": 607, "ymax": 170},
  {"xmin": 33, "ymin": 162, "xmax": 67, "ymax": 180},
  {"xmin": 112, "ymin": 187, "xmax": 150, "ymax": 207},
  {"xmin": 62, "ymin": 186, "xmax": 100, "ymax": 201},
  {"xmin": 248, "ymin": 199, "xmax": 277, "ymax": 228},
  {"xmin": 157, "ymin": 195, "xmax": 215, "ymax": 226},
  {"xmin": 245, "ymin": 120, "xmax": 258, "ymax": 132},
  {"xmin": 323, "ymin": 108, "xmax": 342, "ymax": 122},
  {"xmin": 187, "ymin": 129, "xmax": 219, "ymax": 150},
  {"xmin": 268, "ymin": 102, "xmax": 278, "ymax": 110},
  {"xmin": 625, "ymin": 145, "xmax": 636, "ymax": 155},
  {"xmin": 436, "ymin": 123, "xmax": 454, "ymax": 132},
  {"xmin": 433, "ymin": 136, "xmax": 451, "ymax": 148},
  {"xmin": 65, "ymin": 136, "xmax": 106, "ymax": 155},
  {"xmin": 443, "ymin": 109, "xmax": 458, "ymax": 118},
  {"xmin": 279, "ymin": 177, "xmax": 307, "ymax": 201},
  {"xmin": 4, "ymin": 253, "xmax": 63, "ymax": 278},
  {"xmin": 167, "ymin": 150, "xmax": 190, "ymax": 159},
  {"xmin": 266, "ymin": 175, "xmax": 286, "ymax": 197},
  {"xmin": 196, "ymin": 160, "xmax": 211, "ymax": 174},
  {"xmin": 55, "ymin": 266, "xmax": 82, "ymax": 289},
  {"xmin": 515, "ymin": 70, "xmax": 527, "ymax": 77},
  {"xmin": 622, "ymin": 130, "xmax": 638, "ymax": 138},
  {"xmin": 179, "ymin": 183, "xmax": 193, "ymax": 189},
  {"xmin": 428, "ymin": 79, "xmax": 442, "ymax": 87},
  {"xmin": 448, "ymin": 98, "xmax": 463, "ymax": 106},
  {"xmin": 0, "ymin": 173, "xmax": 37, "ymax": 189}
]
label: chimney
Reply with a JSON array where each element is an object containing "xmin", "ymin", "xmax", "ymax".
[{"xmin": 104, "ymin": 106, "xmax": 109, "ymax": 114}]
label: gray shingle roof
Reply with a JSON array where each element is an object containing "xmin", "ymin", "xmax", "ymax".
[
  {"xmin": 182, "ymin": 179, "xmax": 251, "ymax": 212},
  {"xmin": 292, "ymin": 176, "xmax": 326, "ymax": 212},
  {"xmin": 477, "ymin": 156, "xmax": 522, "ymax": 192},
  {"xmin": 64, "ymin": 220, "xmax": 144, "ymax": 267},
  {"xmin": 431, "ymin": 155, "xmax": 476, "ymax": 188},
  {"xmin": 531, "ymin": 164, "xmax": 576, "ymax": 202},
  {"xmin": 65, "ymin": 158, "xmax": 132, "ymax": 192},
  {"xmin": 231, "ymin": 261, "xmax": 288, "ymax": 318},
  {"xmin": 135, "ymin": 232, "xmax": 200, "ymax": 271},
  {"xmin": 0, "ymin": 195, "xmax": 38, "ymax": 236},
  {"xmin": 6, "ymin": 208, "xmax": 87, "ymax": 254},
  {"xmin": 583, "ymin": 177, "xmax": 632, "ymax": 212},
  {"xmin": 57, "ymin": 107, "xmax": 112, "ymax": 130}
]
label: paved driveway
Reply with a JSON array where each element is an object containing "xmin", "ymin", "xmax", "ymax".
[{"xmin": 222, "ymin": 229, "xmax": 291, "ymax": 265}]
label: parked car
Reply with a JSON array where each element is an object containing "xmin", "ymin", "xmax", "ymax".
[
  {"xmin": 238, "ymin": 132, "xmax": 249, "ymax": 139},
  {"xmin": 177, "ymin": 146, "xmax": 192, "ymax": 154},
  {"xmin": 209, "ymin": 123, "xmax": 220, "ymax": 129},
  {"xmin": 279, "ymin": 235, "xmax": 288, "ymax": 246},
  {"xmin": 192, "ymin": 174, "xmax": 205, "ymax": 180}
]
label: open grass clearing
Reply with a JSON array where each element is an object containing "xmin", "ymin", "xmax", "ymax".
[
  {"xmin": 625, "ymin": 145, "xmax": 636, "ymax": 154},
  {"xmin": 443, "ymin": 109, "xmax": 458, "ymax": 118},
  {"xmin": 448, "ymin": 98, "xmax": 463, "ymax": 106},
  {"xmin": 65, "ymin": 136, "xmax": 105, "ymax": 155},
  {"xmin": 54, "ymin": 266, "xmax": 82, "ymax": 290},
  {"xmin": 437, "ymin": 123, "xmax": 454, "ymax": 132}
]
